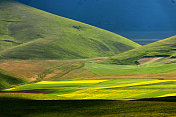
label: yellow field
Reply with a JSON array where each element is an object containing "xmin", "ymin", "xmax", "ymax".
[
  {"xmin": 35, "ymin": 80, "xmax": 107, "ymax": 84},
  {"xmin": 157, "ymin": 93, "xmax": 176, "ymax": 98},
  {"xmin": 5, "ymin": 88, "xmax": 16, "ymax": 91},
  {"xmin": 3, "ymin": 79, "xmax": 176, "ymax": 100},
  {"xmin": 58, "ymin": 89, "xmax": 156, "ymax": 100}
]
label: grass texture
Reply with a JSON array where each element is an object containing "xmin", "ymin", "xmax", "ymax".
[
  {"xmin": 103, "ymin": 35, "xmax": 176, "ymax": 65},
  {"xmin": 3, "ymin": 79, "xmax": 176, "ymax": 100},
  {"xmin": 1, "ymin": 100, "xmax": 176, "ymax": 117},
  {"xmin": 0, "ymin": 0, "xmax": 140, "ymax": 60},
  {"xmin": 0, "ymin": 69, "xmax": 24, "ymax": 90},
  {"xmin": 85, "ymin": 61, "xmax": 176, "ymax": 75}
]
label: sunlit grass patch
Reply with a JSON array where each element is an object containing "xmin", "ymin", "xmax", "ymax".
[
  {"xmin": 95, "ymin": 80, "xmax": 174, "ymax": 89},
  {"xmin": 35, "ymin": 80, "xmax": 107, "ymax": 84},
  {"xmin": 157, "ymin": 93, "xmax": 176, "ymax": 98},
  {"xmin": 131, "ymin": 84, "xmax": 176, "ymax": 89},
  {"xmin": 131, "ymin": 90, "xmax": 176, "ymax": 99},
  {"xmin": 4, "ymin": 88, "xmax": 16, "ymax": 91},
  {"xmin": 0, "ymin": 93, "xmax": 67, "ymax": 100},
  {"xmin": 58, "ymin": 89, "xmax": 156, "ymax": 100},
  {"xmin": 85, "ymin": 62, "xmax": 176, "ymax": 75},
  {"xmin": 3, "ymin": 79, "xmax": 176, "ymax": 100}
]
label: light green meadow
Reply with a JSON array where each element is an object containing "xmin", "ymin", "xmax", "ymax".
[{"xmin": 2, "ymin": 79, "xmax": 176, "ymax": 100}]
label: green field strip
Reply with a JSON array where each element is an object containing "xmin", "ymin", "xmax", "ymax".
[
  {"xmin": 92, "ymin": 80, "xmax": 175, "ymax": 90},
  {"xmin": 157, "ymin": 93, "xmax": 176, "ymax": 97},
  {"xmin": 132, "ymin": 90, "xmax": 176, "ymax": 99},
  {"xmin": 57, "ymin": 89, "xmax": 156, "ymax": 100},
  {"xmin": 3, "ymin": 79, "xmax": 176, "ymax": 100},
  {"xmin": 130, "ymin": 84, "xmax": 176, "ymax": 89},
  {"xmin": 85, "ymin": 62, "xmax": 176, "ymax": 75},
  {"xmin": 35, "ymin": 80, "xmax": 107, "ymax": 84}
]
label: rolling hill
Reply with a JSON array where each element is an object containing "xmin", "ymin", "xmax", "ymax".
[
  {"xmin": 103, "ymin": 35, "xmax": 176, "ymax": 65},
  {"xmin": 0, "ymin": 0, "xmax": 140, "ymax": 60},
  {"xmin": 0, "ymin": 68, "xmax": 24, "ymax": 90},
  {"xmin": 16, "ymin": 0, "xmax": 176, "ymax": 45}
]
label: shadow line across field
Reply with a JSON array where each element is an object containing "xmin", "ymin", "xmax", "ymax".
[{"xmin": 1, "ymin": 97, "xmax": 176, "ymax": 117}]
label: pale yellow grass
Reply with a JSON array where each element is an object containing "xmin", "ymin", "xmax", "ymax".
[
  {"xmin": 58, "ymin": 89, "xmax": 156, "ymax": 100},
  {"xmin": 35, "ymin": 80, "xmax": 107, "ymax": 84},
  {"xmin": 157, "ymin": 93, "xmax": 176, "ymax": 98},
  {"xmin": 4, "ymin": 88, "xmax": 16, "ymax": 91}
]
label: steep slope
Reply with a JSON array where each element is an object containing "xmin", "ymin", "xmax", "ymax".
[
  {"xmin": 0, "ymin": 0, "xmax": 140, "ymax": 60},
  {"xmin": 104, "ymin": 35, "xmax": 176, "ymax": 65},
  {"xmin": 16, "ymin": 0, "xmax": 176, "ymax": 45}
]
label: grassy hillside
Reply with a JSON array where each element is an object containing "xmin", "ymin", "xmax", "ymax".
[
  {"xmin": 85, "ymin": 61, "xmax": 176, "ymax": 76},
  {"xmin": 0, "ymin": 0, "xmax": 140, "ymax": 60},
  {"xmin": 0, "ymin": 69, "xmax": 24, "ymax": 90},
  {"xmin": 103, "ymin": 35, "xmax": 176, "ymax": 65},
  {"xmin": 16, "ymin": 0, "xmax": 176, "ymax": 45}
]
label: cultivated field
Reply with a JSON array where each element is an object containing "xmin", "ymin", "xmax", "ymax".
[
  {"xmin": 2, "ymin": 79, "xmax": 176, "ymax": 100},
  {"xmin": 1, "ymin": 57, "xmax": 176, "ymax": 117},
  {"xmin": 1, "ymin": 78, "xmax": 176, "ymax": 117}
]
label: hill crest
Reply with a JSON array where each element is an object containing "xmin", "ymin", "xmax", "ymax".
[
  {"xmin": 0, "ymin": 0, "xmax": 140, "ymax": 60},
  {"xmin": 104, "ymin": 35, "xmax": 176, "ymax": 65}
]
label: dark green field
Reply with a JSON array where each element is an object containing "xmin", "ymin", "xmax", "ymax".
[
  {"xmin": 0, "ymin": 68, "xmax": 24, "ymax": 90},
  {"xmin": 1, "ymin": 100, "xmax": 176, "ymax": 117}
]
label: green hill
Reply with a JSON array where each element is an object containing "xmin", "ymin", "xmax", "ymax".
[
  {"xmin": 0, "ymin": 0, "xmax": 140, "ymax": 60},
  {"xmin": 104, "ymin": 35, "xmax": 176, "ymax": 65},
  {"xmin": 0, "ymin": 69, "xmax": 24, "ymax": 90}
]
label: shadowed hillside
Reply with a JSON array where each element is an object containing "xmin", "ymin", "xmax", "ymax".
[
  {"xmin": 1, "ymin": 100, "xmax": 176, "ymax": 117},
  {"xmin": 103, "ymin": 35, "xmax": 176, "ymax": 65},
  {"xmin": 0, "ymin": 0, "xmax": 140, "ymax": 60},
  {"xmin": 0, "ymin": 69, "xmax": 24, "ymax": 90}
]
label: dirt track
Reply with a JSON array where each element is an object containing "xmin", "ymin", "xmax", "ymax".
[{"xmin": 137, "ymin": 57, "xmax": 163, "ymax": 65}]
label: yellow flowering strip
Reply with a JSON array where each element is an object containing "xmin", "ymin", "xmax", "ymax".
[
  {"xmin": 157, "ymin": 93, "xmax": 176, "ymax": 98},
  {"xmin": 4, "ymin": 88, "xmax": 16, "ymax": 91},
  {"xmin": 35, "ymin": 80, "xmax": 107, "ymax": 84},
  {"xmin": 58, "ymin": 89, "xmax": 155, "ymax": 100},
  {"xmin": 94, "ymin": 80, "xmax": 176, "ymax": 89}
]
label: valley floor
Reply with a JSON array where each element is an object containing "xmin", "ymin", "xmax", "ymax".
[
  {"xmin": 2, "ymin": 79, "xmax": 176, "ymax": 100},
  {"xmin": 1, "ymin": 58, "xmax": 176, "ymax": 116}
]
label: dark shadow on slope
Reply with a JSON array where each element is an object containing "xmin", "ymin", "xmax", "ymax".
[
  {"xmin": 1, "ymin": 99, "xmax": 176, "ymax": 117},
  {"xmin": 134, "ymin": 96, "xmax": 176, "ymax": 102},
  {"xmin": 0, "ymin": 89, "xmax": 57, "ymax": 94},
  {"xmin": 0, "ymin": 97, "xmax": 31, "ymax": 100},
  {"xmin": 0, "ymin": 100, "xmax": 118, "ymax": 117}
]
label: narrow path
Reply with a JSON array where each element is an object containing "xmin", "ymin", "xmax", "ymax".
[{"xmin": 137, "ymin": 57, "xmax": 163, "ymax": 65}]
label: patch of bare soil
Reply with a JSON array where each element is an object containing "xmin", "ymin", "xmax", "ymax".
[
  {"xmin": 162, "ymin": 58, "xmax": 176, "ymax": 64},
  {"xmin": 137, "ymin": 57, "xmax": 163, "ymax": 65}
]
